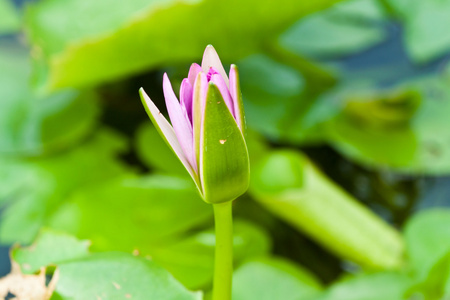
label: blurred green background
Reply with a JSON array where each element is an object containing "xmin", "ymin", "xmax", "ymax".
[{"xmin": 2, "ymin": 0, "xmax": 450, "ymax": 299}]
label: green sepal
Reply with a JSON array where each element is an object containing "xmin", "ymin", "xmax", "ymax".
[{"xmin": 200, "ymin": 83, "xmax": 250, "ymax": 204}]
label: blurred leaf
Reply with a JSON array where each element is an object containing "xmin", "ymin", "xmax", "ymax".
[
  {"xmin": 0, "ymin": 129, "xmax": 130, "ymax": 244},
  {"xmin": 327, "ymin": 77, "xmax": 450, "ymax": 175},
  {"xmin": 49, "ymin": 174, "xmax": 213, "ymax": 252},
  {"xmin": 406, "ymin": 252, "xmax": 450, "ymax": 300},
  {"xmin": 12, "ymin": 229, "xmax": 90, "ymax": 274},
  {"xmin": 55, "ymin": 252, "xmax": 202, "ymax": 300},
  {"xmin": 135, "ymin": 122, "xmax": 187, "ymax": 176},
  {"xmin": 0, "ymin": 44, "xmax": 100, "ymax": 156},
  {"xmin": 250, "ymin": 150, "xmax": 404, "ymax": 269},
  {"xmin": 232, "ymin": 257, "xmax": 322, "ymax": 300},
  {"xmin": 150, "ymin": 220, "xmax": 271, "ymax": 290},
  {"xmin": 24, "ymin": 0, "xmax": 343, "ymax": 90},
  {"xmin": 239, "ymin": 52, "xmax": 337, "ymax": 144},
  {"xmin": 239, "ymin": 54, "xmax": 304, "ymax": 138},
  {"xmin": 280, "ymin": 0, "xmax": 386, "ymax": 58},
  {"xmin": 404, "ymin": 209, "xmax": 450, "ymax": 275},
  {"xmin": 0, "ymin": 0, "xmax": 20, "ymax": 34},
  {"xmin": 386, "ymin": 0, "xmax": 450, "ymax": 63},
  {"xmin": 314, "ymin": 272, "xmax": 411, "ymax": 300}
]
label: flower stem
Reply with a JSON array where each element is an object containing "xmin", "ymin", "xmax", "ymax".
[{"xmin": 212, "ymin": 201, "xmax": 234, "ymax": 300}]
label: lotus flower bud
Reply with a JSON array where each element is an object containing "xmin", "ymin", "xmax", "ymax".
[{"xmin": 140, "ymin": 45, "xmax": 249, "ymax": 204}]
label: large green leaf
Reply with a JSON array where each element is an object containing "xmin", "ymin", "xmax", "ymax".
[
  {"xmin": 280, "ymin": 0, "xmax": 386, "ymax": 58},
  {"xmin": 232, "ymin": 257, "xmax": 322, "ymax": 300},
  {"xmin": 24, "ymin": 0, "xmax": 342, "ymax": 90},
  {"xmin": 150, "ymin": 220, "xmax": 271, "ymax": 290},
  {"xmin": 0, "ymin": 129, "xmax": 130, "ymax": 244},
  {"xmin": 0, "ymin": 43, "xmax": 99, "ymax": 156},
  {"xmin": 327, "ymin": 77, "xmax": 450, "ymax": 175},
  {"xmin": 250, "ymin": 150, "xmax": 404, "ymax": 269},
  {"xmin": 0, "ymin": 0, "xmax": 20, "ymax": 34},
  {"xmin": 49, "ymin": 174, "xmax": 213, "ymax": 252}
]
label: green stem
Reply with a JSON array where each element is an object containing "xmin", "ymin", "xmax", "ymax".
[{"xmin": 212, "ymin": 201, "xmax": 234, "ymax": 300}]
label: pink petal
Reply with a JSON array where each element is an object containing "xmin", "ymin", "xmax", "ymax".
[
  {"xmin": 139, "ymin": 88, "xmax": 199, "ymax": 184},
  {"xmin": 192, "ymin": 72, "xmax": 208, "ymax": 170},
  {"xmin": 201, "ymin": 45, "xmax": 229, "ymax": 87},
  {"xmin": 229, "ymin": 64, "xmax": 244, "ymax": 131},
  {"xmin": 188, "ymin": 63, "xmax": 202, "ymax": 86},
  {"xmin": 180, "ymin": 78, "xmax": 193, "ymax": 124},
  {"xmin": 209, "ymin": 73, "xmax": 235, "ymax": 117},
  {"xmin": 163, "ymin": 73, "xmax": 197, "ymax": 172}
]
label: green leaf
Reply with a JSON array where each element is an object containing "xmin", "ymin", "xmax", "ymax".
[
  {"xmin": 327, "ymin": 77, "xmax": 450, "ymax": 175},
  {"xmin": 24, "ymin": 0, "xmax": 342, "ymax": 90},
  {"xmin": 135, "ymin": 122, "xmax": 187, "ymax": 176},
  {"xmin": 238, "ymin": 53, "xmax": 336, "ymax": 145},
  {"xmin": 10, "ymin": 231, "xmax": 201, "ymax": 300},
  {"xmin": 200, "ymin": 84, "xmax": 249, "ymax": 203},
  {"xmin": 0, "ymin": 0, "xmax": 20, "ymax": 34},
  {"xmin": 49, "ymin": 174, "xmax": 213, "ymax": 252},
  {"xmin": 406, "ymin": 252, "xmax": 450, "ymax": 300},
  {"xmin": 315, "ymin": 272, "xmax": 411, "ymax": 300},
  {"xmin": 0, "ymin": 43, "xmax": 100, "ymax": 156},
  {"xmin": 250, "ymin": 150, "xmax": 404, "ymax": 269},
  {"xmin": 232, "ymin": 257, "xmax": 322, "ymax": 300},
  {"xmin": 280, "ymin": 0, "xmax": 386, "ymax": 58},
  {"xmin": 11, "ymin": 229, "xmax": 90, "ymax": 274},
  {"xmin": 404, "ymin": 209, "xmax": 450, "ymax": 275},
  {"xmin": 55, "ymin": 252, "xmax": 202, "ymax": 300},
  {"xmin": 0, "ymin": 129, "xmax": 130, "ymax": 244},
  {"xmin": 150, "ymin": 220, "xmax": 271, "ymax": 290},
  {"xmin": 387, "ymin": 0, "xmax": 450, "ymax": 63}
]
